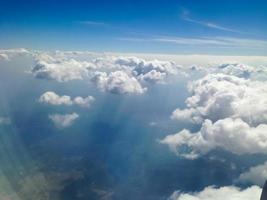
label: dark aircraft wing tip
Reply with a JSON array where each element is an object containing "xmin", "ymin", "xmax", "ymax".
[{"xmin": 260, "ymin": 181, "xmax": 267, "ymax": 200}]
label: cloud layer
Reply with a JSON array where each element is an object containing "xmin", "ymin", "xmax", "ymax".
[{"xmin": 30, "ymin": 52, "xmax": 182, "ymax": 95}]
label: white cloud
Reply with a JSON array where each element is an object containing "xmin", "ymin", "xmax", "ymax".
[
  {"xmin": 114, "ymin": 56, "xmax": 180, "ymax": 83},
  {"xmin": 30, "ymin": 53, "xmax": 182, "ymax": 94},
  {"xmin": 0, "ymin": 48, "xmax": 30, "ymax": 55},
  {"xmin": 39, "ymin": 91, "xmax": 72, "ymax": 105},
  {"xmin": 39, "ymin": 91, "xmax": 94, "ymax": 108},
  {"xmin": 73, "ymin": 96, "xmax": 95, "ymax": 108},
  {"xmin": 49, "ymin": 113, "xmax": 79, "ymax": 129},
  {"xmin": 31, "ymin": 55, "xmax": 94, "ymax": 82},
  {"xmin": 169, "ymin": 185, "xmax": 261, "ymax": 200},
  {"xmin": 208, "ymin": 63, "xmax": 267, "ymax": 79},
  {"xmin": 161, "ymin": 118, "xmax": 267, "ymax": 158},
  {"xmin": 171, "ymin": 74, "xmax": 267, "ymax": 126},
  {"xmin": 0, "ymin": 117, "xmax": 11, "ymax": 125},
  {"xmin": 0, "ymin": 54, "xmax": 9, "ymax": 61},
  {"xmin": 91, "ymin": 71, "xmax": 147, "ymax": 95},
  {"xmin": 238, "ymin": 161, "xmax": 267, "ymax": 186},
  {"xmin": 0, "ymin": 48, "xmax": 30, "ymax": 61}
]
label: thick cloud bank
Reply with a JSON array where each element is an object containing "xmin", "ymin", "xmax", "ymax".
[
  {"xmin": 49, "ymin": 113, "xmax": 79, "ymax": 128},
  {"xmin": 30, "ymin": 52, "xmax": 182, "ymax": 94},
  {"xmin": 169, "ymin": 185, "xmax": 261, "ymax": 200},
  {"xmin": 39, "ymin": 91, "xmax": 94, "ymax": 108}
]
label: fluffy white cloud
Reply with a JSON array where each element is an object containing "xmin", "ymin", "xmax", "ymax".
[
  {"xmin": 39, "ymin": 91, "xmax": 72, "ymax": 105},
  {"xmin": 171, "ymin": 74, "xmax": 267, "ymax": 126},
  {"xmin": 91, "ymin": 71, "xmax": 147, "ymax": 94},
  {"xmin": 214, "ymin": 63, "xmax": 256, "ymax": 78},
  {"xmin": 164, "ymin": 73, "xmax": 267, "ymax": 159},
  {"xmin": 39, "ymin": 91, "xmax": 94, "ymax": 108},
  {"xmin": 0, "ymin": 117, "xmax": 11, "ymax": 125},
  {"xmin": 114, "ymin": 57, "xmax": 181, "ymax": 83},
  {"xmin": 72, "ymin": 96, "xmax": 95, "ymax": 108},
  {"xmin": 161, "ymin": 118, "xmax": 267, "ymax": 159},
  {"xmin": 238, "ymin": 161, "xmax": 267, "ymax": 186},
  {"xmin": 49, "ymin": 113, "xmax": 79, "ymax": 128},
  {"xmin": 169, "ymin": 185, "xmax": 261, "ymax": 200},
  {"xmin": 89, "ymin": 57, "xmax": 181, "ymax": 94},
  {"xmin": 31, "ymin": 56, "xmax": 94, "ymax": 82}
]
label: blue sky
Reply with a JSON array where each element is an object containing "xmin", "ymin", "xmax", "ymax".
[{"xmin": 0, "ymin": 0, "xmax": 267, "ymax": 55}]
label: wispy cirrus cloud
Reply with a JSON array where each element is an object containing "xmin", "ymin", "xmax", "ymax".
[
  {"xmin": 181, "ymin": 9, "xmax": 248, "ymax": 34},
  {"xmin": 119, "ymin": 36, "xmax": 267, "ymax": 49},
  {"xmin": 78, "ymin": 20, "xmax": 108, "ymax": 27}
]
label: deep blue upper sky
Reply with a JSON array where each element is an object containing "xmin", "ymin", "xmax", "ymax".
[{"xmin": 0, "ymin": 0, "xmax": 267, "ymax": 54}]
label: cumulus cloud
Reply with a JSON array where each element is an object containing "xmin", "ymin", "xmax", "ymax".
[
  {"xmin": 169, "ymin": 185, "xmax": 261, "ymax": 200},
  {"xmin": 214, "ymin": 63, "xmax": 256, "ymax": 78},
  {"xmin": 49, "ymin": 113, "xmax": 79, "ymax": 129},
  {"xmin": 238, "ymin": 161, "xmax": 267, "ymax": 186},
  {"xmin": 31, "ymin": 55, "xmax": 95, "ymax": 82},
  {"xmin": 91, "ymin": 71, "xmax": 147, "ymax": 94},
  {"xmin": 114, "ymin": 57, "xmax": 181, "ymax": 83},
  {"xmin": 171, "ymin": 74, "xmax": 267, "ymax": 126},
  {"xmin": 72, "ymin": 96, "xmax": 95, "ymax": 108},
  {"xmin": 161, "ymin": 118, "xmax": 267, "ymax": 158},
  {"xmin": 0, "ymin": 117, "xmax": 11, "ymax": 125},
  {"xmin": 39, "ymin": 91, "xmax": 94, "ymax": 108},
  {"xmin": 163, "ymin": 72, "xmax": 267, "ymax": 160},
  {"xmin": 89, "ymin": 56, "xmax": 181, "ymax": 94},
  {"xmin": 39, "ymin": 91, "xmax": 72, "ymax": 105}
]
